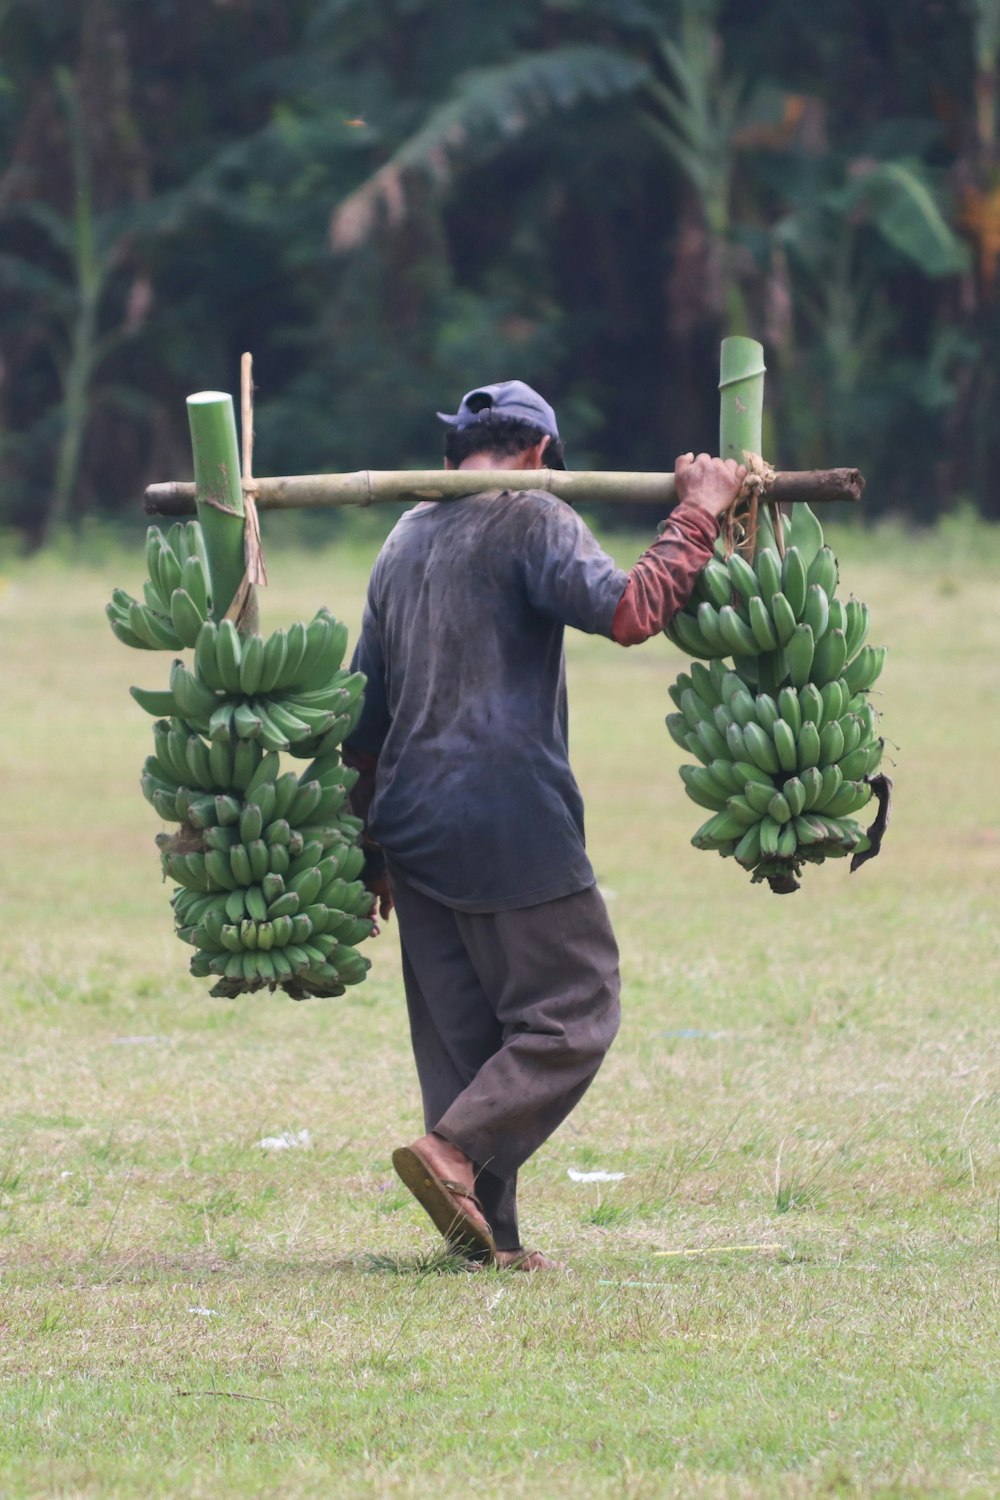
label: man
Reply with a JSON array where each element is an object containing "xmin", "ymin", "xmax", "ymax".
[{"xmin": 343, "ymin": 380, "xmax": 744, "ymax": 1271}]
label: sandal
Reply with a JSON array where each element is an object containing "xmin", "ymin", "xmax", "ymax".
[{"xmin": 391, "ymin": 1143, "xmax": 497, "ymax": 1263}]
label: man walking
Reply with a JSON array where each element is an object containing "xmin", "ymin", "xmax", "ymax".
[{"xmin": 344, "ymin": 380, "xmax": 743, "ymax": 1270}]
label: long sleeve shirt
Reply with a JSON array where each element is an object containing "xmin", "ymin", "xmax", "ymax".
[{"xmin": 344, "ymin": 488, "xmax": 717, "ymax": 911}]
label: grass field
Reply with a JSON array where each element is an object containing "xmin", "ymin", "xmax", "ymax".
[{"xmin": 1, "ymin": 514, "xmax": 998, "ymax": 1498}]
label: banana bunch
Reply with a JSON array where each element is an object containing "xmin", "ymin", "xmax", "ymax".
[
  {"xmin": 106, "ymin": 523, "xmax": 214, "ymax": 651},
  {"xmin": 665, "ymin": 504, "xmax": 889, "ymax": 893},
  {"xmin": 144, "ymin": 722, "xmax": 372, "ymax": 999},
  {"xmin": 129, "ymin": 612, "xmax": 364, "ymax": 757}
]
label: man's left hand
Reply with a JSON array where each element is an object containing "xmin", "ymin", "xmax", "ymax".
[{"xmin": 367, "ymin": 873, "xmax": 394, "ymax": 935}]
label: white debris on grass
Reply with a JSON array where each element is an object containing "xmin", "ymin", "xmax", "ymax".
[
  {"xmin": 567, "ymin": 1168, "xmax": 627, "ymax": 1183},
  {"xmin": 188, "ymin": 1307, "xmax": 220, "ymax": 1318},
  {"xmin": 258, "ymin": 1129, "xmax": 312, "ymax": 1151}
]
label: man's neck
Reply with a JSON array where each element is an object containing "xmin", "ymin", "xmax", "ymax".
[{"xmin": 456, "ymin": 454, "xmax": 512, "ymax": 471}]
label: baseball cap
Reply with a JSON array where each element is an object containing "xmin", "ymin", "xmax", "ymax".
[{"xmin": 436, "ymin": 380, "xmax": 559, "ymax": 439}]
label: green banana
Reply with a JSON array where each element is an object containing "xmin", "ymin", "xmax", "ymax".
[
  {"xmin": 725, "ymin": 551, "xmax": 761, "ymax": 609},
  {"xmin": 729, "ymin": 690, "xmax": 758, "ymax": 729},
  {"xmin": 843, "ymin": 645, "xmax": 886, "ymax": 694},
  {"xmin": 239, "ymin": 634, "xmax": 265, "ymax": 696},
  {"xmin": 777, "ymin": 687, "xmax": 802, "ymax": 737},
  {"xmin": 208, "ymin": 701, "xmax": 236, "ymax": 743},
  {"xmin": 215, "ymin": 793, "xmax": 242, "ymax": 826},
  {"xmin": 844, "ymin": 599, "xmax": 871, "ymax": 660},
  {"xmin": 229, "ymin": 843, "xmax": 253, "ymax": 887},
  {"xmin": 768, "ymin": 591, "xmax": 798, "ymax": 647},
  {"xmin": 206, "ymin": 735, "xmax": 232, "ymax": 792},
  {"xmin": 169, "ymin": 588, "xmax": 207, "ymax": 650},
  {"xmin": 251, "ymin": 701, "xmax": 292, "ymax": 753},
  {"xmin": 699, "ymin": 560, "xmax": 734, "ymax": 610},
  {"xmin": 783, "ymin": 777, "xmax": 807, "ymax": 817},
  {"xmin": 280, "ymin": 621, "xmax": 311, "ymax": 685},
  {"xmin": 689, "ymin": 661, "xmax": 722, "ymax": 707},
  {"xmin": 130, "ymin": 686, "xmax": 180, "ymax": 718},
  {"xmin": 776, "ymin": 823, "xmax": 798, "ymax": 859},
  {"xmin": 837, "ymin": 747, "xmax": 870, "ymax": 782},
  {"xmin": 694, "ymin": 719, "xmax": 729, "ymax": 763},
  {"xmin": 214, "ymin": 621, "xmax": 243, "ymax": 693},
  {"xmin": 758, "ymin": 815, "xmax": 781, "ymax": 857},
  {"xmin": 771, "ymin": 718, "xmax": 798, "ymax": 774},
  {"xmin": 806, "ymin": 545, "xmax": 838, "ymax": 597},
  {"xmin": 734, "ymin": 822, "xmax": 762, "ymax": 870},
  {"xmin": 180, "ymin": 554, "xmax": 211, "ymax": 619},
  {"xmin": 718, "ymin": 605, "xmax": 759, "ymax": 657},
  {"xmin": 819, "ymin": 679, "xmax": 844, "ymax": 728},
  {"xmin": 679, "ymin": 764, "xmax": 729, "ymax": 812},
  {"xmin": 245, "ymin": 751, "xmax": 281, "ymax": 800},
  {"xmin": 725, "ymin": 794, "xmax": 762, "ymax": 827},
  {"xmin": 798, "ymin": 682, "xmax": 824, "ymax": 726},
  {"xmin": 194, "ymin": 621, "xmax": 225, "ymax": 690},
  {"xmin": 748, "ymin": 594, "xmax": 778, "ymax": 651},
  {"xmin": 695, "ymin": 601, "xmax": 727, "ymax": 655},
  {"xmin": 787, "ymin": 504, "xmax": 824, "ymax": 567},
  {"xmin": 818, "ymin": 719, "xmax": 846, "ymax": 766},
  {"xmin": 802, "ymin": 584, "xmax": 829, "ymax": 642},
  {"xmin": 244, "ymin": 840, "xmax": 268, "ymax": 883},
  {"xmin": 823, "ymin": 780, "xmax": 872, "ymax": 818},
  {"xmin": 288, "ymin": 781, "xmax": 323, "ymax": 826},
  {"xmin": 781, "ymin": 548, "xmax": 808, "ymax": 618},
  {"xmin": 258, "ymin": 630, "xmax": 289, "ymax": 694},
  {"xmin": 811, "ymin": 627, "xmax": 848, "ymax": 686},
  {"xmin": 680, "ymin": 685, "xmax": 713, "ymax": 731},
  {"xmin": 743, "ymin": 721, "xmax": 781, "ymax": 775},
  {"xmin": 666, "ymin": 713, "xmax": 689, "ymax": 751},
  {"xmin": 796, "ymin": 720, "xmax": 821, "ymax": 772},
  {"xmin": 170, "ymin": 658, "xmax": 218, "ymax": 726},
  {"xmin": 233, "ymin": 702, "xmax": 263, "ymax": 741},
  {"xmin": 754, "ymin": 693, "xmax": 779, "ymax": 733},
  {"xmin": 784, "ymin": 624, "xmax": 815, "ymax": 690},
  {"xmin": 799, "ymin": 766, "xmax": 824, "ymax": 809},
  {"xmin": 813, "ymin": 764, "xmax": 843, "ymax": 810},
  {"xmin": 755, "ymin": 547, "xmax": 782, "ymax": 606}
]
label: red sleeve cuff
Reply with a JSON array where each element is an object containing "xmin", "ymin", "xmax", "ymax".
[{"xmin": 611, "ymin": 503, "xmax": 719, "ymax": 647}]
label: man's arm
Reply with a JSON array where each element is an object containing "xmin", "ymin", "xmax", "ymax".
[
  {"xmin": 519, "ymin": 452, "xmax": 744, "ymax": 642},
  {"xmin": 611, "ymin": 453, "xmax": 746, "ymax": 646}
]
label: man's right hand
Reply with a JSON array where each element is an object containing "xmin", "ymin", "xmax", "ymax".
[{"xmin": 674, "ymin": 452, "xmax": 746, "ymax": 518}]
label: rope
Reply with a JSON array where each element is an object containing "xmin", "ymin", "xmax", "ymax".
[
  {"xmin": 720, "ymin": 450, "xmax": 782, "ymax": 560},
  {"xmin": 224, "ymin": 354, "xmax": 268, "ymax": 630}
]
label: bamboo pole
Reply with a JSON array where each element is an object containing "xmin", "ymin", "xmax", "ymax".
[
  {"xmin": 145, "ymin": 465, "xmax": 864, "ymax": 517},
  {"xmin": 186, "ymin": 391, "xmax": 253, "ymax": 628}
]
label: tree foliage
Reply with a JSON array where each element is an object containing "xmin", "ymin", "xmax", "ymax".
[{"xmin": 0, "ymin": 0, "xmax": 995, "ymax": 543}]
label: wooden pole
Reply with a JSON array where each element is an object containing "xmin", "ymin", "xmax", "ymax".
[{"xmin": 145, "ymin": 464, "xmax": 864, "ymax": 517}]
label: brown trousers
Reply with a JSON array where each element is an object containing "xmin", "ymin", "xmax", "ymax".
[{"xmin": 389, "ymin": 871, "xmax": 621, "ymax": 1251}]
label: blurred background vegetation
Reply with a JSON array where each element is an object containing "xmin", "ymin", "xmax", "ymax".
[{"xmin": 1, "ymin": 0, "xmax": 998, "ymax": 548}]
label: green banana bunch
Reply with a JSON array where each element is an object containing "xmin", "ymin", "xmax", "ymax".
[
  {"xmin": 110, "ymin": 546, "xmax": 371, "ymax": 995},
  {"xmin": 128, "ymin": 611, "xmax": 362, "ymax": 758},
  {"xmin": 107, "ymin": 521, "xmax": 214, "ymax": 651},
  {"xmin": 666, "ymin": 503, "xmax": 890, "ymax": 893}
]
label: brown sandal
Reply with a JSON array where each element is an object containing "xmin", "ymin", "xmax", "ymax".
[{"xmin": 391, "ymin": 1144, "xmax": 497, "ymax": 1263}]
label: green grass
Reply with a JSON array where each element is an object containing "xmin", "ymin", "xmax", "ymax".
[{"xmin": 1, "ymin": 517, "xmax": 998, "ymax": 1498}]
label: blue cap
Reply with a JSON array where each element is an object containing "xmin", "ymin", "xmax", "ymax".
[{"xmin": 437, "ymin": 380, "xmax": 559, "ymax": 439}]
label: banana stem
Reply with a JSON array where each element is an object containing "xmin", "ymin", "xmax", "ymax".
[
  {"xmin": 718, "ymin": 335, "xmax": 765, "ymax": 467},
  {"xmin": 187, "ymin": 391, "xmax": 256, "ymax": 632}
]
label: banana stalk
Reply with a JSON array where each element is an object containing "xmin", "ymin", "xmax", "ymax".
[
  {"xmin": 187, "ymin": 392, "xmax": 254, "ymax": 629},
  {"xmin": 718, "ymin": 335, "xmax": 765, "ymax": 468}
]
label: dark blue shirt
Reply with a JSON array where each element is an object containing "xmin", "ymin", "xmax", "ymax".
[{"xmin": 347, "ymin": 489, "xmax": 629, "ymax": 911}]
